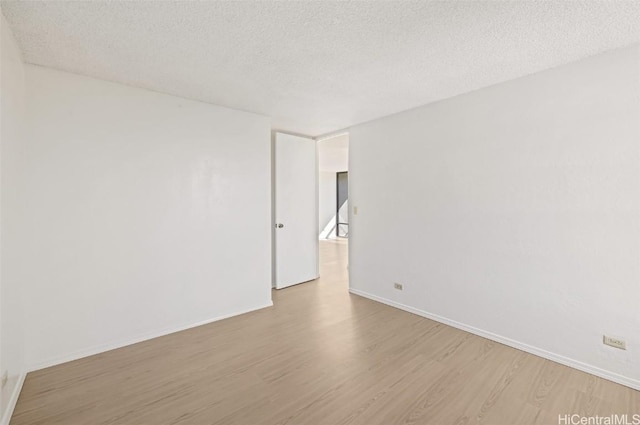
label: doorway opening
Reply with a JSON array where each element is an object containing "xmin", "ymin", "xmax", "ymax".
[
  {"xmin": 317, "ymin": 132, "xmax": 349, "ymax": 285},
  {"xmin": 336, "ymin": 171, "xmax": 349, "ymax": 238},
  {"xmin": 318, "ymin": 133, "xmax": 349, "ymax": 241}
]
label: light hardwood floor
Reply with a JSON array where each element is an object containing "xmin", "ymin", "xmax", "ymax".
[{"xmin": 11, "ymin": 240, "xmax": 640, "ymax": 424}]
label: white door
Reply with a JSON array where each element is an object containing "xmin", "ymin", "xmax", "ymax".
[{"xmin": 274, "ymin": 132, "xmax": 318, "ymax": 289}]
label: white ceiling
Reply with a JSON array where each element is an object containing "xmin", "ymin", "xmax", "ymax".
[{"xmin": 2, "ymin": 1, "xmax": 640, "ymax": 137}]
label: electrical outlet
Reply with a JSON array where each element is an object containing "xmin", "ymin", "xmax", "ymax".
[
  {"xmin": 603, "ymin": 335, "xmax": 626, "ymax": 350},
  {"xmin": 394, "ymin": 282, "xmax": 403, "ymax": 290},
  {"xmin": 1, "ymin": 371, "xmax": 7, "ymax": 389}
]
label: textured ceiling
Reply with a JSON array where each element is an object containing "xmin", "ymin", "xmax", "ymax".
[{"xmin": 2, "ymin": 1, "xmax": 640, "ymax": 137}]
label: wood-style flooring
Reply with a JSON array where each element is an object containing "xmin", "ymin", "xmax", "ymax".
[{"xmin": 11, "ymin": 240, "xmax": 640, "ymax": 424}]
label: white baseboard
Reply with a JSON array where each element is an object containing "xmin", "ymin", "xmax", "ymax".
[
  {"xmin": 1, "ymin": 372, "xmax": 26, "ymax": 425},
  {"xmin": 28, "ymin": 301, "xmax": 274, "ymax": 372},
  {"xmin": 348, "ymin": 288, "xmax": 640, "ymax": 391}
]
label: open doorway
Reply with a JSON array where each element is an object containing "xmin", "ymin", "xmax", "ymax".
[
  {"xmin": 318, "ymin": 133, "xmax": 349, "ymax": 241},
  {"xmin": 316, "ymin": 132, "xmax": 349, "ymax": 285},
  {"xmin": 335, "ymin": 171, "xmax": 349, "ymax": 238}
]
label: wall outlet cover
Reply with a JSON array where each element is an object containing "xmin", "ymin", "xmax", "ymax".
[{"xmin": 603, "ymin": 335, "xmax": 626, "ymax": 350}]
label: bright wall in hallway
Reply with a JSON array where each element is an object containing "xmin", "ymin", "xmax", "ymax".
[
  {"xmin": 319, "ymin": 171, "xmax": 336, "ymax": 233},
  {"xmin": 349, "ymin": 46, "xmax": 640, "ymax": 389},
  {"xmin": 318, "ymin": 134, "xmax": 348, "ymax": 235},
  {"xmin": 18, "ymin": 66, "xmax": 273, "ymax": 370}
]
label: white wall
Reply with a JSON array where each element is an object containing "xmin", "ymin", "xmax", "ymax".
[
  {"xmin": 349, "ymin": 46, "xmax": 640, "ymax": 389},
  {"xmin": 318, "ymin": 171, "xmax": 336, "ymax": 233},
  {"xmin": 0, "ymin": 11, "xmax": 26, "ymax": 421},
  {"xmin": 18, "ymin": 66, "xmax": 272, "ymax": 370}
]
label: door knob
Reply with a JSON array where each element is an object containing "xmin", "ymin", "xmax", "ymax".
[{"xmin": 276, "ymin": 223, "xmax": 284, "ymax": 228}]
